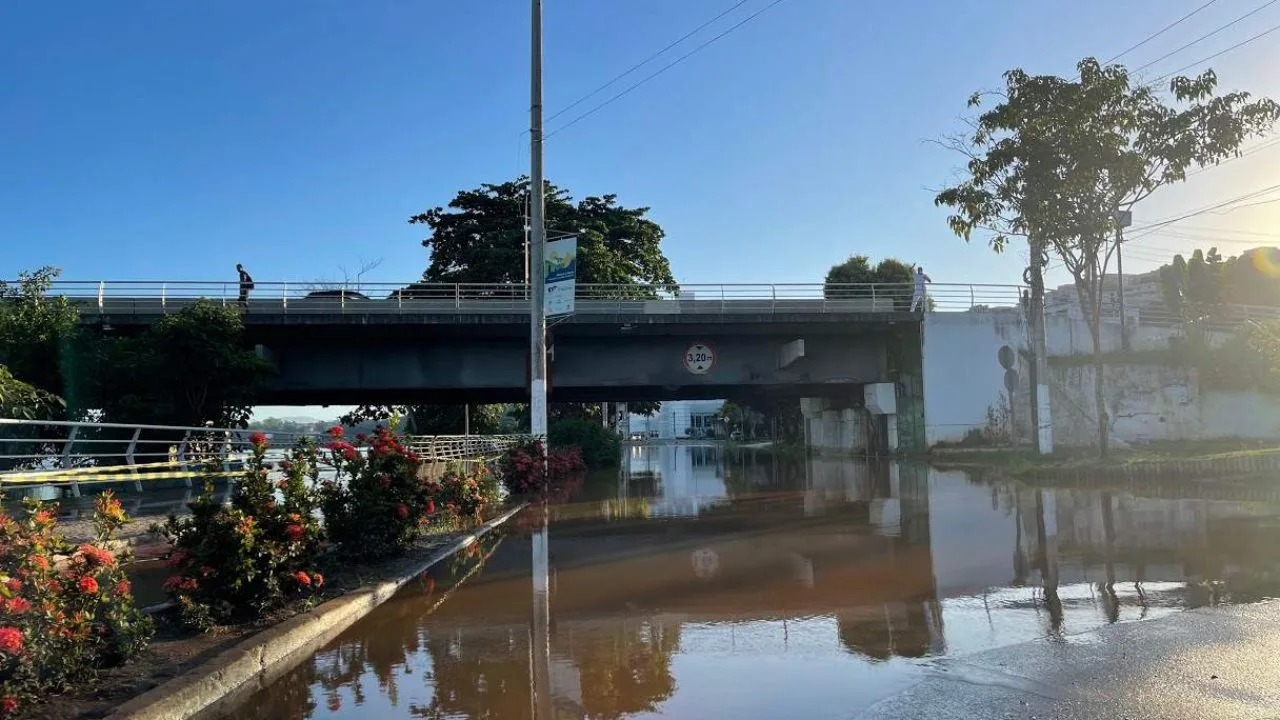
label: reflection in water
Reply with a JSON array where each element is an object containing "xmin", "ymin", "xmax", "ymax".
[{"xmin": 228, "ymin": 445, "xmax": 1280, "ymax": 720}]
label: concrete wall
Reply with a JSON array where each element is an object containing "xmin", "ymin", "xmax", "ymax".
[
  {"xmin": 1044, "ymin": 313, "xmax": 1231, "ymax": 356},
  {"xmin": 1049, "ymin": 362, "xmax": 1280, "ymax": 446},
  {"xmin": 921, "ymin": 310, "xmax": 1033, "ymax": 446}
]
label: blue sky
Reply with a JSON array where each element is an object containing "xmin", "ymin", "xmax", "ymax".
[{"xmin": 3, "ymin": 1, "xmax": 1278, "ymax": 419}]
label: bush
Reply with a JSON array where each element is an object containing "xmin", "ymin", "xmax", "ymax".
[
  {"xmin": 548, "ymin": 419, "xmax": 620, "ymax": 468},
  {"xmin": 499, "ymin": 441, "xmax": 587, "ymax": 496},
  {"xmin": 159, "ymin": 433, "xmax": 325, "ymax": 630},
  {"xmin": 319, "ymin": 426, "xmax": 440, "ymax": 561},
  {"xmin": 432, "ymin": 463, "xmax": 502, "ymax": 525},
  {"xmin": 0, "ymin": 492, "xmax": 153, "ymax": 716}
]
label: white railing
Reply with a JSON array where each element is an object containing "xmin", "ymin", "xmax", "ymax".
[
  {"xmin": 0, "ymin": 419, "xmax": 534, "ymax": 496},
  {"xmin": 28, "ymin": 280, "xmax": 1028, "ymax": 315}
]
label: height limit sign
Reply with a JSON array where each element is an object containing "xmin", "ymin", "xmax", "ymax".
[{"xmin": 684, "ymin": 342, "xmax": 715, "ymax": 375}]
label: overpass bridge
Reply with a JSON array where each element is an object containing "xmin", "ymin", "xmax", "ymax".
[{"xmin": 53, "ymin": 280, "xmax": 1023, "ymax": 406}]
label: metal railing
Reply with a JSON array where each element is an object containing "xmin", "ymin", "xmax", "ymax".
[
  {"xmin": 0, "ymin": 419, "xmax": 534, "ymax": 496},
  {"xmin": 27, "ymin": 280, "xmax": 1028, "ymax": 316}
]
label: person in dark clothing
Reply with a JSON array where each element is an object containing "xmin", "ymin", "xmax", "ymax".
[{"xmin": 236, "ymin": 264, "xmax": 254, "ymax": 308}]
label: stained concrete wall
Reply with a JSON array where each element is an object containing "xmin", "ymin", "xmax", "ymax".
[
  {"xmin": 921, "ymin": 311, "xmax": 1033, "ymax": 446},
  {"xmin": 1044, "ymin": 313, "xmax": 1231, "ymax": 356},
  {"xmin": 1049, "ymin": 363, "xmax": 1280, "ymax": 446}
]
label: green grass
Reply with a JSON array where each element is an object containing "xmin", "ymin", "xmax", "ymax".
[{"xmin": 928, "ymin": 438, "xmax": 1280, "ymax": 474}]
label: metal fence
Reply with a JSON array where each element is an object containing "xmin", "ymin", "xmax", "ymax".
[
  {"xmin": 0, "ymin": 418, "xmax": 534, "ymax": 495},
  {"xmin": 34, "ymin": 280, "xmax": 1027, "ymax": 315}
]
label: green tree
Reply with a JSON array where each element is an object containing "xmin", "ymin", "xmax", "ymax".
[
  {"xmin": 823, "ymin": 255, "xmax": 919, "ymax": 309},
  {"xmin": 0, "ymin": 266, "xmax": 79, "ymax": 400},
  {"xmin": 339, "ymin": 404, "xmax": 508, "ymax": 435},
  {"xmin": 0, "ymin": 365, "xmax": 64, "ymax": 421},
  {"xmin": 410, "ymin": 177, "xmax": 676, "ymax": 289},
  {"xmin": 936, "ymin": 58, "xmax": 1278, "ymax": 456},
  {"xmin": 90, "ymin": 300, "xmax": 268, "ymax": 427}
]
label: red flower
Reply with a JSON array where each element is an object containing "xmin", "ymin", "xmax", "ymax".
[
  {"xmin": 162, "ymin": 575, "xmax": 197, "ymax": 592},
  {"xmin": 343, "ymin": 446, "xmax": 358, "ymax": 462},
  {"xmin": 165, "ymin": 549, "xmax": 188, "ymax": 568},
  {"xmin": 116, "ymin": 580, "xmax": 132, "ymax": 596},
  {"xmin": 426, "ymin": 500, "xmax": 436, "ymax": 515},
  {"xmin": 311, "ymin": 572, "xmax": 324, "ymax": 588},
  {"xmin": 327, "ymin": 425, "xmax": 345, "ymax": 439},
  {"xmin": 286, "ymin": 524, "xmax": 304, "ymax": 541},
  {"xmin": 78, "ymin": 544, "xmax": 117, "ymax": 568},
  {"xmin": 250, "ymin": 431, "xmax": 268, "ymax": 448},
  {"xmin": 0, "ymin": 627, "xmax": 23, "ymax": 654},
  {"xmin": 78, "ymin": 576, "xmax": 99, "ymax": 594},
  {"xmin": 3, "ymin": 579, "xmax": 20, "ymax": 594},
  {"xmin": 293, "ymin": 571, "xmax": 312, "ymax": 587},
  {"xmin": 3, "ymin": 598, "xmax": 29, "ymax": 615},
  {"xmin": 396, "ymin": 504, "xmax": 410, "ymax": 520},
  {"xmin": 327, "ymin": 696, "xmax": 341, "ymax": 712},
  {"xmin": 33, "ymin": 510, "xmax": 54, "ymax": 526},
  {"xmin": 1, "ymin": 696, "xmax": 17, "ymax": 713}
]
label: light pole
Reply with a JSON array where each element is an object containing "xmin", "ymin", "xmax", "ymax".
[
  {"xmin": 529, "ymin": 0, "xmax": 549, "ymax": 440},
  {"xmin": 1114, "ymin": 208, "xmax": 1133, "ymax": 352}
]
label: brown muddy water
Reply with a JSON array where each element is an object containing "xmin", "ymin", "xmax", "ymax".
[{"xmin": 213, "ymin": 444, "xmax": 1280, "ymax": 719}]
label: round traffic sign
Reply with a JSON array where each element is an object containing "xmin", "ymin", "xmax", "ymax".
[{"xmin": 684, "ymin": 342, "xmax": 715, "ymax": 375}]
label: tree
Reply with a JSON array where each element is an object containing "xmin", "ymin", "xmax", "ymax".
[
  {"xmin": 339, "ymin": 404, "xmax": 508, "ymax": 435},
  {"xmin": 410, "ymin": 177, "xmax": 676, "ymax": 290},
  {"xmin": 936, "ymin": 58, "xmax": 1278, "ymax": 455},
  {"xmin": 0, "ymin": 266, "xmax": 79, "ymax": 400},
  {"xmin": 90, "ymin": 300, "xmax": 268, "ymax": 427},
  {"xmin": 0, "ymin": 365, "xmax": 63, "ymax": 421}
]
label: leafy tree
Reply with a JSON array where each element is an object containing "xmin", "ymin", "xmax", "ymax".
[
  {"xmin": 339, "ymin": 404, "xmax": 508, "ymax": 435},
  {"xmin": 0, "ymin": 365, "xmax": 64, "ymax": 421},
  {"xmin": 0, "ymin": 266, "xmax": 79, "ymax": 400},
  {"xmin": 90, "ymin": 300, "xmax": 268, "ymax": 427},
  {"xmin": 936, "ymin": 58, "xmax": 1278, "ymax": 455},
  {"xmin": 823, "ymin": 255, "xmax": 923, "ymax": 310},
  {"xmin": 410, "ymin": 177, "xmax": 676, "ymax": 290}
]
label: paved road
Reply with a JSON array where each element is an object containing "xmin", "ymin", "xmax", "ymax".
[{"xmin": 860, "ymin": 601, "xmax": 1280, "ymax": 719}]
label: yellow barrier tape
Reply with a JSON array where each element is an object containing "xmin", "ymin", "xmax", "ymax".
[
  {"xmin": 0, "ymin": 470, "xmax": 249, "ymax": 486},
  {"xmin": 0, "ymin": 459, "xmax": 220, "ymax": 481}
]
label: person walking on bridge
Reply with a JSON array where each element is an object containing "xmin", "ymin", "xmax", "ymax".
[
  {"xmin": 910, "ymin": 266, "xmax": 932, "ymax": 312},
  {"xmin": 236, "ymin": 263, "xmax": 254, "ymax": 309}
]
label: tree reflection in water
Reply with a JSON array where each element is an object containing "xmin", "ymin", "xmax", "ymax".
[{"xmin": 558, "ymin": 619, "xmax": 680, "ymax": 719}]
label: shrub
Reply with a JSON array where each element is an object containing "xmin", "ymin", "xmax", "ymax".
[
  {"xmin": 548, "ymin": 418, "xmax": 620, "ymax": 468},
  {"xmin": 432, "ymin": 463, "xmax": 502, "ymax": 524},
  {"xmin": 318, "ymin": 426, "xmax": 437, "ymax": 561},
  {"xmin": 159, "ymin": 433, "xmax": 324, "ymax": 630},
  {"xmin": 0, "ymin": 492, "xmax": 153, "ymax": 716},
  {"xmin": 499, "ymin": 441, "xmax": 587, "ymax": 496}
]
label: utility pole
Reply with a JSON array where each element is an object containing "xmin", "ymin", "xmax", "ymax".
[
  {"xmin": 529, "ymin": 0, "xmax": 549, "ymax": 441},
  {"xmin": 1026, "ymin": 239, "xmax": 1053, "ymax": 455},
  {"xmin": 1114, "ymin": 208, "xmax": 1133, "ymax": 352}
]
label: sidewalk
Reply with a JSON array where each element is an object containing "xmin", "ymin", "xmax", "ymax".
[{"xmin": 860, "ymin": 601, "xmax": 1280, "ymax": 719}]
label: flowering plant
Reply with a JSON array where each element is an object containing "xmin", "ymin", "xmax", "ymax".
[
  {"xmin": 319, "ymin": 426, "xmax": 435, "ymax": 560},
  {"xmin": 499, "ymin": 441, "xmax": 586, "ymax": 495},
  {"xmin": 159, "ymin": 432, "xmax": 324, "ymax": 630},
  {"xmin": 0, "ymin": 492, "xmax": 152, "ymax": 716}
]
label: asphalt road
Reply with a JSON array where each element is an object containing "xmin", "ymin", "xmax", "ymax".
[{"xmin": 858, "ymin": 600, "xmax": 1280, "ymax": 719}]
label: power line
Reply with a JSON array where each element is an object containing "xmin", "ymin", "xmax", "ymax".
[
  {"xmin": 1134, "ymin": 0, "xmax": 1279, "ymax": 75},
  {"xmin": 1104, "ymin": 0, "xmax": 1225, "ymax": 64},
  {"xmin": 1187, "ymin": 135, "xmax": 1280, "ymax": 176},
  {"xmin": 546, "ymin": 0, "xmax": 791, "ymax": 139},
  {"xmin": 1175, "ymin": 223, "xmax": 1280, "ymax": 238},
  {"xmin": 1126, "ymin": 181, "xmax": 1280, "ymax": 240},
  {"xmin": 1150, "ymin": 20, "xmax": 1280, "ymax": 84},
  {"xmin": 546, "ymin": 0, "xmax": 755, "ymax": 125}
]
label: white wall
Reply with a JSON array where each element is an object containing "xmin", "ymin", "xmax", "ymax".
[
  {"xmin": 921, "ymin": 310, "xmax": 1031, "ymax": 446},
  {"xmin": 1044, "ymin": 313, "xmax": 1231, "ymax": 356},
  {"xmin": 1050, "ymin": 363, "xmax": 1280, "ymax": 446}
]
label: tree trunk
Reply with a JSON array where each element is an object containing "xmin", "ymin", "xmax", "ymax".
[{"xmin": 1077, "ymin": 275, "xmax": 1109, "ymax": 458}]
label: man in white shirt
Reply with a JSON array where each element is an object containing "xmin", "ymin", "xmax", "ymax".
[{"xmin": 910, "ymin": 266, "xmax": 932, "ymax": 312}]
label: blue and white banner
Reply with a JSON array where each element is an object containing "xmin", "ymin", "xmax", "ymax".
[{"xmin": 544, "ymin": 236, "xmax": 578, "ymax": 317}]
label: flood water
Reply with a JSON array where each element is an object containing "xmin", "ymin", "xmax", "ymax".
[{"xmin": 223, "ymin": 444, "xmax": 1280, "ymax": 719}]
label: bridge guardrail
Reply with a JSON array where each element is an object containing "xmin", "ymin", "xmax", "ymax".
[
  {"xmin": 30, "ymin": 280, "xmax": 1027, "ymax": 316},
  {"xmin": 0, "ymin": 419, "xmax": 535, "ymax": 496}
]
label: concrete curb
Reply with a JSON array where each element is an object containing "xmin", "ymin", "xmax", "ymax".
[{"xmin": 106, "ymin": 503, "xmax": 527, "ymax": 720}]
